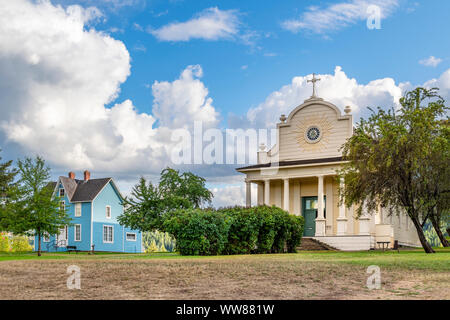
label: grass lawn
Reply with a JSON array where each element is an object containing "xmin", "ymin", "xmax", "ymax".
[{"xmin": 0, "ymin": 248, "xmax": 449, "ymax": 300}]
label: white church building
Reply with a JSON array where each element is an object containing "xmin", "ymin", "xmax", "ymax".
[{"xmin": 236, "ymin": 75, "xmax": 420, "ymax": 251}]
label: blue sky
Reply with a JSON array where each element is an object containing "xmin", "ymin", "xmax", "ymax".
[
  {"xmin": 1, "ymin": 0, "xmax": 449, "ymax": 206},
  {"xmin": 87, "ymin": 0, "xmax": 450, "ymax": 122}
]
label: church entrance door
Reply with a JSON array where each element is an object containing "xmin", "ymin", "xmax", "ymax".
[{"xmin": 302, "ymin": 197, "xmax": 317, "ymax": 237}]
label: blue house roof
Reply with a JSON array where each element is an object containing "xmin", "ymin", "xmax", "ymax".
[{"xmin": 53, "ymin": 173, "xmax": 123, "ymax": 203}]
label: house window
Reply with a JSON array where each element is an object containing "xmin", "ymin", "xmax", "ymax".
[
  {"xmin": 59, "ymin": 188, "xmax": 65, "ymax": 197},
  {"xmin": 106, "ymin": 206, "xmax": 111, "ymax": 219},
  {"xmin": 126, "ymin": 233, "xmax": 136, "ymax": 241},
  {"xmin": 64, "ymin": 225, "xmax": 68, "ymax": 241},
  {"xmin": 103, "ymin": 225, "xmax": 113, "ymax": 243},
  {"xmin": 60, "ymin": 201, "xmax": 65, "ymax": 212},
  {"xmin": 43, "ymin": 233, "xmax": 50, "ymax": 242},
  {"xmin": 75, "ymin": 203, "xmax": 81, "ymax": 217},
  {"xmin": 74, "ymin": 224, "xmax": 81, "ymax": 241}
]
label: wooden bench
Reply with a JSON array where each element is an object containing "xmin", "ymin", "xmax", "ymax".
[
  {"xmin": 67, "ymin": 246, "xmax": 79, "ymax": 253},
  {"xmin": 376, "ymin": 241, "xmax": 390, "ymax": 251}
]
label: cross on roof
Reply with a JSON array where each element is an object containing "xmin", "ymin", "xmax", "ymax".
[{"xmin": 307, "ymin": 73, "xmax": 321, "ymax": 98}]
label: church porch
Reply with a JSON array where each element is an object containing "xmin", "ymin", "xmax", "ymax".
[{"xmin": 244, "ymin": 174, "xmax": 382, "ymax": 251}]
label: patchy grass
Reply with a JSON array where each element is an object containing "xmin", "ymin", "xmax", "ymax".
[
  {"xmin": 1, "ymin": 248, "xmax": 448, "ymax": 270},
  {"xmin": 0, "ymin": 249, "xmax": 448, "ymax": 300}
]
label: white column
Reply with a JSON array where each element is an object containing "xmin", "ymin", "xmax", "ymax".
[
  {"xmin": 375, "ymin": 204, "xmax": 381, "ymax": 225},
  {"xmin": 359, "ymin": 204, "xmax": 371, "ymax": 235},
  {"xmin": 317, "ymin": 175, "xmax": 324, "ymax": 219},
  {"xmin": 257, "ymin": 182, "xmax": 264, "ymax": 206},
  {"xmin": 283, "ymin": 178, "xmax": 290, "ymax": 212},
  {"xmin": 325, "ymin": 178, "xmax": 333, "ymax": 234},
  {"xmin": 245, "ymin": 180, "xmax": 251, "ymax": 208},
  {"xmin": 264, "ymin": 179, "xmax": 270, "ymax": 206},
  {"xmin": 337, "ymin": 177, "xmax": 348, "ymax": 235},
  {"xmin": 315, "ymin": 175, "xmax": 326, "ymax": 236},
  {"xmin": 293, "ymin": 181, "xmax": 300, "ymax": 215}
]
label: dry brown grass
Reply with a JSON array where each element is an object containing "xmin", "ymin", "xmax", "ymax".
[{"xmin": 0, "ymin": 255, "xmax": 448, "ymax": 300}]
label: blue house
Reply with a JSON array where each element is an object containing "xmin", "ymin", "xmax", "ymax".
[{"xmin": 35, "ymin": 170, "xmax": 142, "ymax": 253}]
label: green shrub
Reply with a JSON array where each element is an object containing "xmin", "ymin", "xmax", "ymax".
[
  {"xmin": 0, "ymin": 233, "xmax": 10, "ymax": 252},
  {"xmin": 251, "ymin": 206, "xmax": 276, "ymax": 254},
  {"xmin": 10, "ymin": 236, "xmax": 32, "ymax": 252},
  {"xmin": 163, "ymin": 208, "xmax": 232, "ymax": 255},
  {"xmin": 270, "ymin": 207, "xmax": 293, "ymax": 253},
  {"xmin": 220, "ymin": 206, "xmax": 260, "ymax": 255},
  {"xmin": 286, "ymin": 215, "xmax": 305, "ymax": 253},
  {"xmin": 164, "ymin": 206, "xmax": 305, "ymax": 256}
]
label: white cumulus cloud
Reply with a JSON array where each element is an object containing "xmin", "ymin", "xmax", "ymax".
[
  {"xmin": 152, "ymin": 65, "xmax": 220, "ymax": 129},
  {"xmin": 282, "ymin": 0, "xmax": 399, "ymax": 34},
  {"xmin": 211, "ymin": 183, "xmax": 257, "ymax": 208},
  {"xmin": 150, "ymin": 7, "xmax": 240, "ymax": 41},
  {"xmin": 0, "ymin": 0, "xmax": 219, "ymax": 175},
  {"xmin": 419, "ymin": 56, "xmax": 443, "ymax": 67},
  {"xmin": 238, "ymin": 66, "xmax": 404, "ymax": 129}
]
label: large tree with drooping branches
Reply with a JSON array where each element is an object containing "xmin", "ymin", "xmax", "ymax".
[{"xmin": 339, "ymin": 87, "xmax": 449, "ymax": 253}]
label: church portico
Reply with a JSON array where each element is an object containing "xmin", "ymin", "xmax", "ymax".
[
  {"xmin": 237, "ymin": 76, "xmax": 421, "ymax": 250},
  {"xmin": 244, "ymin": 170, "xmax": 347, "ymax": 237}
]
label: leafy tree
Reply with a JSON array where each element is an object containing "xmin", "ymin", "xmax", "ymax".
[
  {"xmin": 118, "ymin": 177, "xmax": 164, "ymax": 232},
  {"xmin": 0, "ymin": 149, "xmax": 18, "ymax": 231},
  {"xmin": 159, "ymin": 168, "xmax": 213, "ymax": 209},
  {"xmin": 118, "ymin": 168, "xmax": 213, "ymax": 233},
  {"xmin": 419, "ymin": 117, "xmax": 449, "ymax": 247},
  {"xmin": 7, "ymin": 157, "xmax": 71, "ymax": 256},
  {"xmin": 339, "ymin": 88, "xmax": 448, "ymax": 253}
]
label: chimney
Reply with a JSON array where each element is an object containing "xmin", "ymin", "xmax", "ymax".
[
  {"xmin": 68, "ymin": 172, "xmax": 75, "ymax": 179},
  {"xmin": 84, "ymin": 170, "xmax": 90, "ymax": 182}
]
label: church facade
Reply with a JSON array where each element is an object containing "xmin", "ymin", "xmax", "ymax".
[{"xmin": 236, "ymin": 83, "xmax": 420, "ymax": 251}]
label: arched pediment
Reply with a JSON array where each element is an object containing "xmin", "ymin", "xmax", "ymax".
[
  {"xmin": 285, "ymin": 98, "xmax": 346, "ymax": 125},
  {"xmin": 274, "ymin": 97, "xmax": 353, "ymax": 162}
]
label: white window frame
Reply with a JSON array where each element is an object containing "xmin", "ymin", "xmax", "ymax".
[
  {"xmin": 106, "ymin": 205, "xmax": 111, "ymax": 219},
  {"xmin": 103, "ymin": 225, "xmax": 114, "ymax": 243},
  {"xmin": 126, "ymin": 232, "xmax": 137, "ymax": 242},
  {"xmin": 59, "ymin": 188, "xmax": 65, "ymax": 197},
  {"xmin": 43, "ymin": 233, "xmax": 50, "ymax": 242},
  {"xmin": 64, "ymin": 225, "xmax": 68, "ymax": 241},
  {"xmin": 74, "ymin": 224, "xmax": 82, "ymax": 242},
  {"xmin": 75, "ymin": 203, "xmax": 82, "ymax": 217}
]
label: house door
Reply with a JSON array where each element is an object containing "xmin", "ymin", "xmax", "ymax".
[
  {"xmin": 302, "ymin": 197, "xmax": 317, "ymax": 237},
  {"xmin": 302, "ymin": 196, "xmax": 326, "ymax": 237},
  {"xmin": 56, "ymin": 226, "xmax": 68, "ymax": 247}
]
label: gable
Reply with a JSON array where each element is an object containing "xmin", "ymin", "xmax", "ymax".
[
  {"xmin": 59, "ymin": 176, "xmax": 78, "ymax": 200},
  {"xmin": 92, "ymin": 180, "xmax": 124, "ymax": 223},
  {"xmin": 277, "ymin": 99, "xmax": 352, "ymax": 162}
]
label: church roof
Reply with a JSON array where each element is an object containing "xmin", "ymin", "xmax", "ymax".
[{"xmin": 236, "ymin": 156, "xmax": 344, "ymax": 171}]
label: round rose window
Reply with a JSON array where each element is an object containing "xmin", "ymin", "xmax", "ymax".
[{"xmin": 305, "ymin": 126, "xmax": 321, "ymax": 143}]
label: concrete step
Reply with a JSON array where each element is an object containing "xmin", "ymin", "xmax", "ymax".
[
  {"xmin": 297, "ymin": 238, "xmax": 337, "ymax": 251},
  {"xmin": 312, "ymin": 236, "xmax": 371, "ymax": 251}
]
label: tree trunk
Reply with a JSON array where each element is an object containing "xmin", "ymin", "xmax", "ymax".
[
  {"xmin": 430, "ymin": 215, "xmax": 449, "ymax": 247},
  {"xmin": 38, "ymin": 234, "xmax": 41, "ymax": 257},
  {"xmin": 411, "ymin": 216, "xmax": 435, "ymax": 253}
]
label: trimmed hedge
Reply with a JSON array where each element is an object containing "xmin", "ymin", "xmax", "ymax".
[
  {"xmin": 163, "ymin": 206, "xmax": 304, "ymax": 256},
  {"xmin": 163, "ymin": 209, "xmax": 232, "ymax": 255}
]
